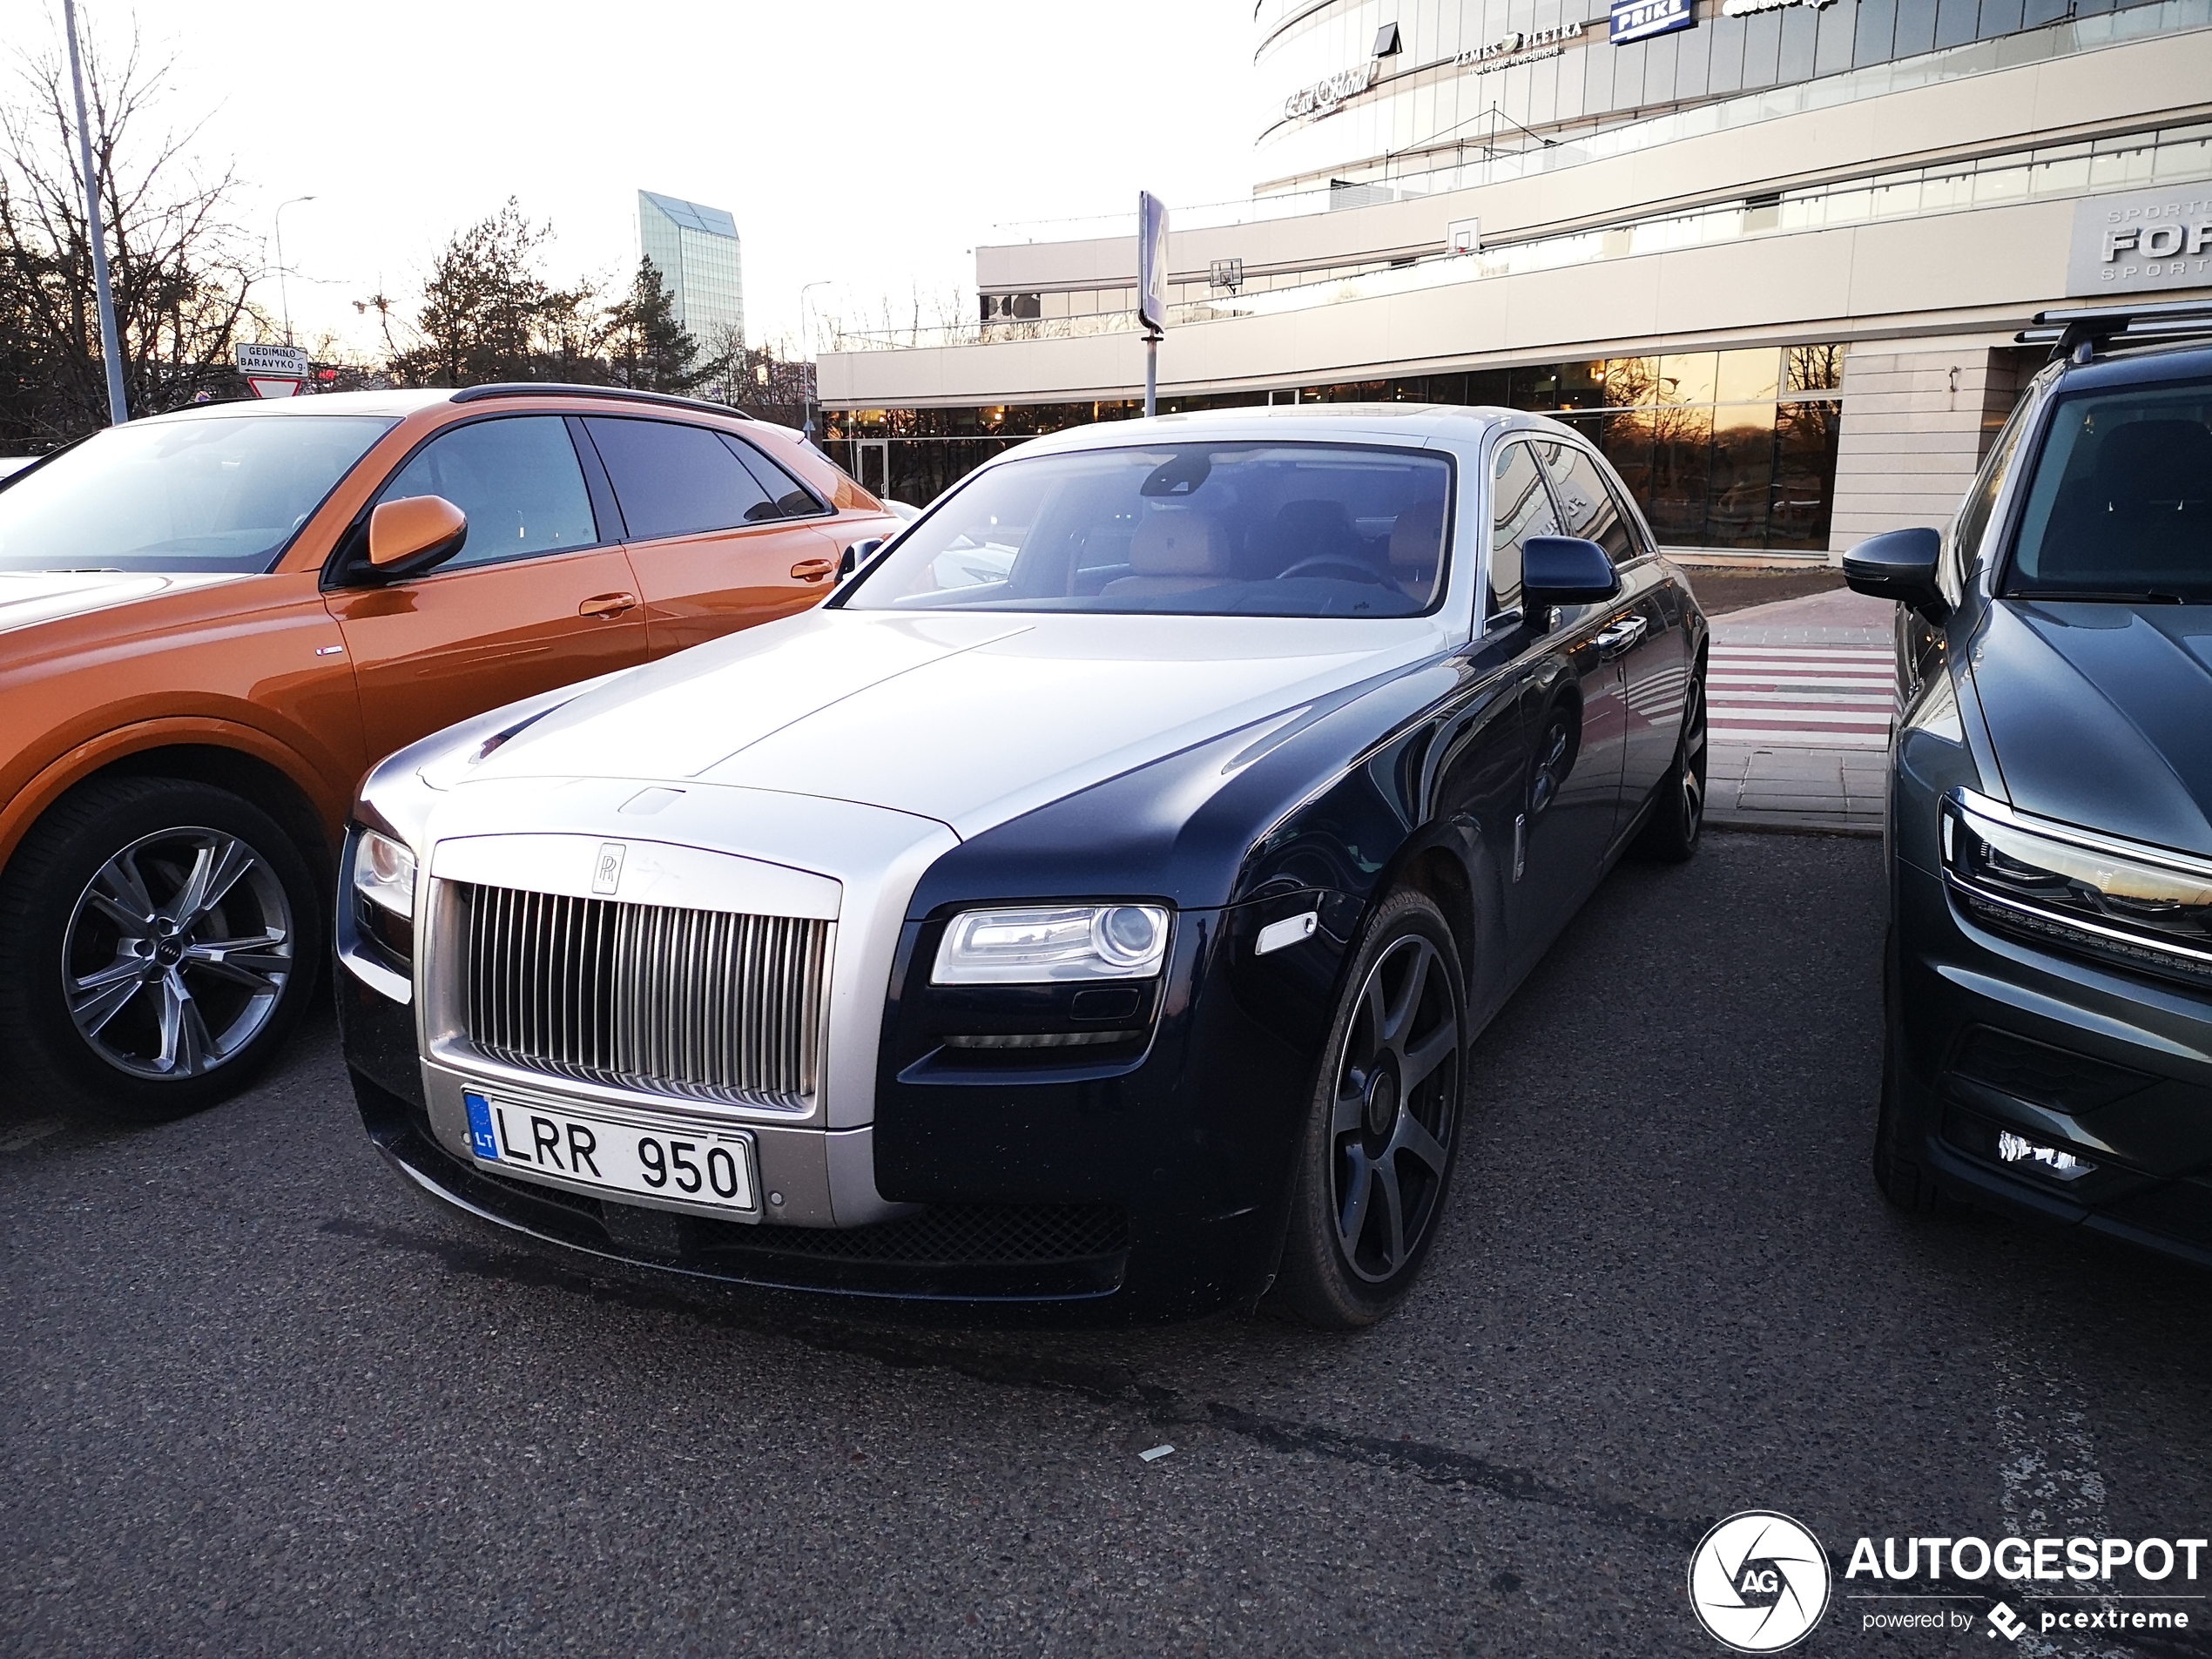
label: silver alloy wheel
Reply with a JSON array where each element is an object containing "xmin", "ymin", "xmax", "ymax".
[
  {"xmin": 1328, "ymin": 933, "xmax": 1460, "ymax": 1283},
  {"xmin": 61, "ymin": 826, "xmax": 294, "ymax": 1079}
]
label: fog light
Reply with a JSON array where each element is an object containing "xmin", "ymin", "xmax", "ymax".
[{"xmin": 1997, "ymin": 1130, "xmax": 2094, "ymax": 1182}]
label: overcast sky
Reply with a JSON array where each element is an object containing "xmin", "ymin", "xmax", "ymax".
[{"xmin": 2, "ymin": 0, "xmax": 1257, "ymax": 360}]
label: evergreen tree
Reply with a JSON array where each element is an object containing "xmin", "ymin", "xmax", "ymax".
[{"xmin": 604, "ymin": 258, "xmax": 702, "ymax": 393}]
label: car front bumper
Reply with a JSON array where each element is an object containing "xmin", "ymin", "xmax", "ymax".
[
  {"xmin": 338, "ymin": 881, "xmax": 1354, "ymax": 1324},
  {"xmin": 1890, "ymin": 853, "xmax": 2212, "ymax": 1266}
]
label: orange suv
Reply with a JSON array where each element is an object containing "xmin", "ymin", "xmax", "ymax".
[{"xmin": 0, "ymin": 384, "xmax": 898, "ymax": 1121}]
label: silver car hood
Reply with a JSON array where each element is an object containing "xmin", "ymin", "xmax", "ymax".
[{"xmin": 462, "ymin": 607, "xmax": 1445, "ymax": 839}]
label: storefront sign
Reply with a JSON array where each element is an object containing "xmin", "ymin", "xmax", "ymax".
[
  {"xmin": 1611, "ymin": 0, "xmax": 1697, "ymax": 43},
  {"xmin": 2067, "ymin": 185, "xmax": 2212, "ymax": 296},
  {"xmin": 1453, "ymin": 23, "xmax": 1582, "ymax": 74},
  {"xmin": 1283, "ymin": 58, "xmax": 1379, "ymax": 120},
  {"xmin": 1720, "ymin": 0, "xmax": 1834, "ymax": 16}
]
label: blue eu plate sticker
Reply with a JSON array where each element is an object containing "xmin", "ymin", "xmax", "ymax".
[{"xmin": 463, "ymin": 1091, "xmax": 500, "ymax": 1161}]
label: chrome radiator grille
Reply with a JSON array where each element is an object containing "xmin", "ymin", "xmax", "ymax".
[{"xmin": 455, "ymin": 883, "xmax": 829, "ymax": 1106}]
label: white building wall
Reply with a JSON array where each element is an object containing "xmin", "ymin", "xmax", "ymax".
[{"xmin": 1830, "ymin": 342, "xmax": 2031, "ymax": 551}]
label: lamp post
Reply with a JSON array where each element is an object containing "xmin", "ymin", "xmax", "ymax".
[
  {"xmin": 797, "ymin": 280, "xmax": 831, "ymax": 440},
  {"xmin": 62, "ymin": 0, "xmax": 126, "ymax": 426},
  {"xmin": 273, "ymin": 195, "xmax": 317, "ymax": 345}
]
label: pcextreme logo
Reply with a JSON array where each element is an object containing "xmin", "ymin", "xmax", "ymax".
[{"xmin": 1689, "ymin": 1511, "xmax": 1833, "ymax": 1652}]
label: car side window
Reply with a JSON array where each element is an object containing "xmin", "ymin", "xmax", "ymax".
[
  {"xmin": 1488, "ymin": 439, "xmax": 1560, "ymax": 619},
  {"xmin": 722, "ymin": 435, "xmax": 826, "ymax": 519},
  {"xmin": 583, "ymin": 417, "xmax": 776, "ymax": 541},
  {"xmin": 1538, "ymin": 442, "xmax": 1639, "ymax": 565},
  {"xmin": 1947, "ymin": 393, "xmax": 2033, "ymax": 604},
  {"xmin": 378, "ymin": 415, "xmax": 598, "ymax": 570}
]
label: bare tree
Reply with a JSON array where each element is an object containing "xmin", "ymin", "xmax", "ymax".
[{"xmin": 0, "ymin": 21, "xmax": 266, "ymax": 446}]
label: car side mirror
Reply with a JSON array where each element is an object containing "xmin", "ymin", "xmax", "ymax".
[
  {"xmin": 1521, "ymin": 536, "xmax": 1621, "ymax": 613},
  {"xmin": 1842, "ymin": 526, "xmax": 1948, "ymax": 623},
  {"xmin": 839, "ymin": 537, "xmax": 887, "ymax": 582},
  {"xmin": 367, "ymin": 495, "xmax": 468, "ymax": 582}
]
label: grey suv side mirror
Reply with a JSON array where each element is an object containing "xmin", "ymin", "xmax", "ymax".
[{"xmin": 1843, "ymin": 526, "xmax": 1948, "ymax": 623}]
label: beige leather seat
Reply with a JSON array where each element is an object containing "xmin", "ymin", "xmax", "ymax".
[
  {"xmin": 1389, "ymin": 496, "xmax": 1447, "ymax": 599},
  {"xmin": 1099, "ymin": 510, "xmax": 1237, "ymax": 600}
]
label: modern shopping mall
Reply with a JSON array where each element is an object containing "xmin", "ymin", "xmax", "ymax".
[{"xmin": 818, "ymin": 0, "xmax": 2212, "ymax": 556}]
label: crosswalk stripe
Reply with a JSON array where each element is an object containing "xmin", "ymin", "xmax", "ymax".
[{"xmin": 1706, "ymin": 635, "xmax": 1895, "ymax": 751}]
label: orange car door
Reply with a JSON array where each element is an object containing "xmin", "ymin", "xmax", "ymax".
[
  {"xmin": 577, "ymin": 415, "xmax": 837, "ymax": 657},
  {"xmin": 323, "ymin": 412, "xmax": 650, "ymax": 764}
]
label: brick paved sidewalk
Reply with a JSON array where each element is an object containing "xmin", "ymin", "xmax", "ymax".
[{"xmin": 1698, "ymin": 583, "xmax": 1897, "ymax": 837}]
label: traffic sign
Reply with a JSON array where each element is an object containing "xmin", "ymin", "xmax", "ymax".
[{"xmin": 235, "ymin": 342, "xmax": 310, "ymax": 397}]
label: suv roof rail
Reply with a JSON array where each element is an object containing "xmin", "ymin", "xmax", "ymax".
[
  {"xmin": 447, "ymin": 382, "xmax": 754, "ymax": 419},
  {"xmin": 2018, "ymin": 299, "xmax": 2212, "ymax": 362}
]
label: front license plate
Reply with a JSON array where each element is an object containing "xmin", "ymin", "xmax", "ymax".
[{"xmin": 462, "ymin": 1090, "xmax": 759, "ymax": 1216}]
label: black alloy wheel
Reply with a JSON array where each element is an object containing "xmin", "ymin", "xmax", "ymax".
[
  {"xmin": 1635, "ymin": 664, "xmax": 1707, "ymax": 862},
  {"xmin": 1269, "ymin": 887, "xmax": 1467, "ymax": 1328},
  {"xmin": 0, "ymin": 777, "xmax": 322, "ymax": 1123}
]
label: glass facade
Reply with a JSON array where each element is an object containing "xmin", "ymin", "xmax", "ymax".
[
  {"xmin": 823, "ymin": 342, "xmax": 1844, "ymax": 549},
  {"xmin": 637, "ymin": 191, "xmax": 745, "ymax": 350},
  {"xmin": 1254, "ymin": 0, "xmax": 2201, "ymax": 193}
]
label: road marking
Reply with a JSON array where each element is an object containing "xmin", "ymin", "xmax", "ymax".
[
  {"xmin": 1993, "ymin": 1348, "xmax": 2130, "ymax": 1659},
  {"xmin": 1710, "ymin": 641, "xmax": 1894, "ymax": 752}
]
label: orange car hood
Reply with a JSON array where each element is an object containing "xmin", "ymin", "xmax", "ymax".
[{"xmin": 0, "ymin": 570, "xmax": 254, "ymax": 636}]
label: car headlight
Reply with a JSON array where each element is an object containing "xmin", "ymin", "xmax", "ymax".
[
  {"xmin": 932, "ymin": 904, "xmax": 1170, "ymax": 985},
  {"xmin": 352, "ymin": 829, "xmax": 417, "ymax": 919},
  {"xmin": 1943, "ymin": 790, "xmax": 2212, "ymax": 984}
]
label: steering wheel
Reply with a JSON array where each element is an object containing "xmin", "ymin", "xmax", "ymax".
[{"xmin": 1275, "ymin": 556, "xmax": 1391, "ymax": 585}]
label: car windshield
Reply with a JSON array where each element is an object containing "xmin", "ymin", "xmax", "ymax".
[
  {"xmin": 2006, "ymin": 380, "xmax": 2212, "ymax": 602},
  {"xmin": 0, "ymin": 414, "xmax": 396, "ymax": 574},
  {"xmin": 840, "ymin": 441, "xmax": 1452, "ymax": 617}
]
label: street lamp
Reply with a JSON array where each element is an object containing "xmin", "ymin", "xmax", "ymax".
[
  {"xmin": 273, "ymin": 195, "xmax": 317, "ymax": 345},
  {"xmin": 797, "ymin": 280, "xmax": 831, "ymax": 440},
  {"xmin": 62, "ymin": 0, "xmax": 126, "ymax": 426}
]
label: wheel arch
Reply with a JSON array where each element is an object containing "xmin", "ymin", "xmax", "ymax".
[{"xmin": 0, "ymin": 719, "xmax": 347, "ymax": 893}]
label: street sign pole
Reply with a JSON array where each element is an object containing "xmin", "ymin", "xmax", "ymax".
[
  {"xmin": 63, "ymin": 0, "xmax": 127, "ymax": 427},
  {"xmin": 1137, "ymin": 191, "xmax": 1168, "ymax": 419}
]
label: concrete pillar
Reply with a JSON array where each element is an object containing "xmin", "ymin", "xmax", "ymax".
[{"xmin": 1827, "ymin": 340, "xmax": 2031, "ymax": 558}]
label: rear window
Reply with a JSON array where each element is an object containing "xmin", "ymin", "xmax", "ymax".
[
  {"xmin": 2006, "ymin": 381, "xmax": 2212, "ymax": 602},
  {"xmin": 840, "ymin": 442, "xmax": 1452, "ymax": 618}
]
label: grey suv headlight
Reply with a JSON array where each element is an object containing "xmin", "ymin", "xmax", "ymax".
[{"xmin": 1943, "ymin": 789, "xmax": 2212, "ymax": 985}]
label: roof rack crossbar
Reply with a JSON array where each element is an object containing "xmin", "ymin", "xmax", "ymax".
[
  {"xmin": 447, "ymin": 382, "xmax": 754, "ymax": 419},
  {"xmin": 2018, "ymin": 298, "xmax": 2212, "ymax": 362}
]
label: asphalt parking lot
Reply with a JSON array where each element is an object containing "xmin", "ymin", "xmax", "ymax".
[{"xmin": 7, "ymin": 831, "xmax": 2211, "ymax": 1658}]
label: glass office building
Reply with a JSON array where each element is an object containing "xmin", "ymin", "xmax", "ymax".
[
  {"xmin": 819, "ymin": 0, "xmax": 2212, "ymax": 550},
  {"xmin": 637, "ymin": 190, "xmax": 745, "ymax": 349}
]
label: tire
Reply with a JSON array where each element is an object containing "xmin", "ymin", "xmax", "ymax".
[
  {"xmin": 1267, "ymin": 887, "xmax": 1467, "ymax": 1329},
  {"xmin": 1634, "ymin": 661, "xmax": 1705, "ymax": 862},
  {"xmin": 0, "ymin": 777, "xmax": 323, "ymax": 1123},
  {"xmin": 1871, "ymin": 922, "xmax": 1946, "ymax": 1214}
]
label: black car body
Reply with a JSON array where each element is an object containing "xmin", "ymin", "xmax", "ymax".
[
  {"xmin": 337, "ymin": 406, "xmax": 1710, "ymax": 1324},
  {"xmin": 1849, "ymin": 304, "xmax": 2212, "ymax": 1265}
]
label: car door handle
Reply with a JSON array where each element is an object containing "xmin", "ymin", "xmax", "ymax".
[
  {"xmin": 790, "ymin": 557, "xmax": 837, "ymax": 583},
  {"xmin": 1594, "ymin": 614, "xmax": 1648, "ymax": 658},
  {"xmin": 578, "ymin": 591, "xmax": 638, "ymax": 619}
]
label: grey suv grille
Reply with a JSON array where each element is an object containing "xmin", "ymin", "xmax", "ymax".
[{"xmin": 456, "ymin": 883, "xmax": 828, "ymax": 1106}]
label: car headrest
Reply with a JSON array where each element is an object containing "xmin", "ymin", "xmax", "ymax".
[
  {"xmin": 1389, "ymin": 497, "xmax": 1447, "ymax": 571},
  {"xmin": 1129, "ymin": 509, "xmax": 1233, "ymax": 577},
  {"xmin": 2094, "ymin": 420, "xmax": 2212, "ymax": 503},
  {"xmin": 1271, "ymin": 498, "xmax": 1359, "ymax": 568}
]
